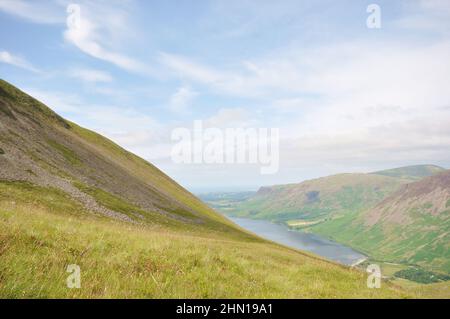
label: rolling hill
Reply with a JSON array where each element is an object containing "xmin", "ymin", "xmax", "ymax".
[
  {"xmin": 0, "ymin": 79, "xmax": 411, "ymax": 298},
  {"xmin": 371, "ymin": 165, "xmax": 446, "ymax": 180},
  {"xmin": 227, "ymin": 173, "xmax": 408, "ymax": 221}
]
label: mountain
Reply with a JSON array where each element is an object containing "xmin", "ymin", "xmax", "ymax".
[
  {"xmin": 0, "ymin": 79, "xmax": 409, "ymax": 298},
  {"xmin": 310, "ymin": 171, "xmax": 450, "ymax": 274},
  {"xmin": 347, "ymin": 171, "xmax": 450, "ymax": 272},
  {"xmin": 228, "ymin": 173, "xmax": 407, "ymax": 222},
  {"xmin": 371, "ymin": 165, "xmax": 446, "ymax": 180}
]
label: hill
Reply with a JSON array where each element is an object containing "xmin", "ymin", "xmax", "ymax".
[
  {"xmin": 228, "ymin": 173, "xmax": 407, "ymax": 222},
  {"xmin": 371, "ymin": 165, "xmax": 446, "ymax": 180},
  {"xmin": 0, "ymin": 79, "xmax": 410, "ymax": 298},
  {"xmin": 307, "ymin": 171, "xmax": 450, "ymax": 274}
]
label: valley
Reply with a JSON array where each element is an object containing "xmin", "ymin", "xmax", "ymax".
[{"xmin": 200, "ymin": 166, "xmax": 450, "ymax": 287}]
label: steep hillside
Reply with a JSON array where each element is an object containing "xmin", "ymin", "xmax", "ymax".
[
  {"xmin": 0, "ymin": 79, "xmax": 411, "ymax": 298},
  {"xmin": 0, "ymin": 79, "xmax": 240, "ymax": 235},
  {"xmin": 371, "ymin": 165, "xmax": 446, "ymax": 180},
  {"xmin": 310, "ymin": 171, "xmax": 450, "ymax": 273},
  {"xmin": 229, "ymin": 173, "xmax": 407, "ymax": 222}
]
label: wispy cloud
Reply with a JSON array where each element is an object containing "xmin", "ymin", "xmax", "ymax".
[
  {"xmin": 0, "ymin": 0, "xmax": 152, "ymax": 75},
  {"xmin": 63, "ymin": 1, "xmax": 151, "ymax": 74},
  {"xmin": 169, "ymin": 86, "xmax": 198, "ymax": 113},
  {"xmin": 0, "ymin": 0, "xmax": 63, "ymax": 24},
  {"xmin": 159, "ymin": 52, "xmax": 221, "ymax": 83},
  {"xmin": 396, "ymin": 0, "xmax": 450, "ymax": 34},
  {"xmin": 0, "ymin": 50, "xmax": 39, "ymax": 72},
  {"xmin": 68, "ymin": 68, "xmax": 113, "ymax": 83}
]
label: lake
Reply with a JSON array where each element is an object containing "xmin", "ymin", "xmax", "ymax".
[{"xmin": 229, "ymin": 217, "xmax": 367, "ymax": 266}]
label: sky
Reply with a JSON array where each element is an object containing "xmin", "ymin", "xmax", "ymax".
[{"xmin": 1, "ymin": 0, "xmax": 450, "ymax": 192}]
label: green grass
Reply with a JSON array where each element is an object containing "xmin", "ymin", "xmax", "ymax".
[
  {"xmin": 47, "ymin": 139, "xmax": 82, "ymax": 166},
  {"xmin": 307, "ymin": 208, "xmax": 450, "ymax": 274},
  {"xmin": 0, "ymin": 181, "xmax": 414, "ymax": 298},
  {"xmin": 391, "ymin": 280, "xmax": 450, "ymax": 299}
]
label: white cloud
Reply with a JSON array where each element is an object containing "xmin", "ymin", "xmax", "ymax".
[
  {"xmin": 396, "ymin": 0, "xmax": 450, "ymax": 34},
  {"xmin": 272, "ymin": 97, "xmax": 321, "ymax": 113},
  {"xmin": 0, "ymin": 0, "xmax": 63, "ymax": 24},
  {"xmin": 418, "ymin": 0, "xmax": 450, "ymax": 15},
  {"xmin": 69, "ymin": 68, "xmax": 113, "ymax": 83},
  {"xmin": 169, "ymin": 86, "xmax": 198, "ymax": 113},
  {"xmin": 205, "ymin": 108, "xmax": 257, "ymax": 128},
  {"xmin": 0, "ymin": 50, "xmax": 39, "ymax": 72},
  {"xmin": 63, "ymin": 1, "xmax": 150, "ymax": 74},
  {"xmin": 159, "ymin": 52, "xmax": 221, "ymax": 83},
  {"xmin": 161, "ymin": 36, "xmax": 450, "ymax": 182},
  {"xmin": 0, "ymin": 0, "xmax": 150, "ymax": 74},
  {"xmin": 159, "ymin": 52, "xmax": 266, "ymax": 98}
]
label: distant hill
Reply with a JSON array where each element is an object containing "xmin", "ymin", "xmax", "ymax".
[
  {"xmin": 371, "ymin": 165, "xmax": 446, "ymax": 180},
  {"xmin": 311, "ymin": 171, "xmax": 450, "ymax": 273},
  {"xmin": 229, "ymin": 173, "xmax": 407, "ymax": 221}
]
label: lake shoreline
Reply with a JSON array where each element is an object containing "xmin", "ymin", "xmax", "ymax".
[{"xmin": 226, "ymin": 216, "xmax": 368, "ymax": 266}]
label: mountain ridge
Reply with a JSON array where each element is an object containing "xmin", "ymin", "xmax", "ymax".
[{"xmin": 371, "ymin": 164, "xmax": 446, "ymax": 180}]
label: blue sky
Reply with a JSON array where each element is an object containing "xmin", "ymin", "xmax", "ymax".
[{"xmin": 1, "ymin": 0, "xmax": 450, "ymax": 192}]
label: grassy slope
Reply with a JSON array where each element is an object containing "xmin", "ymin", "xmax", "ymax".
[{"xmin": 0, "ymin": 181, "xmax": 411, "ymax": 298}]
